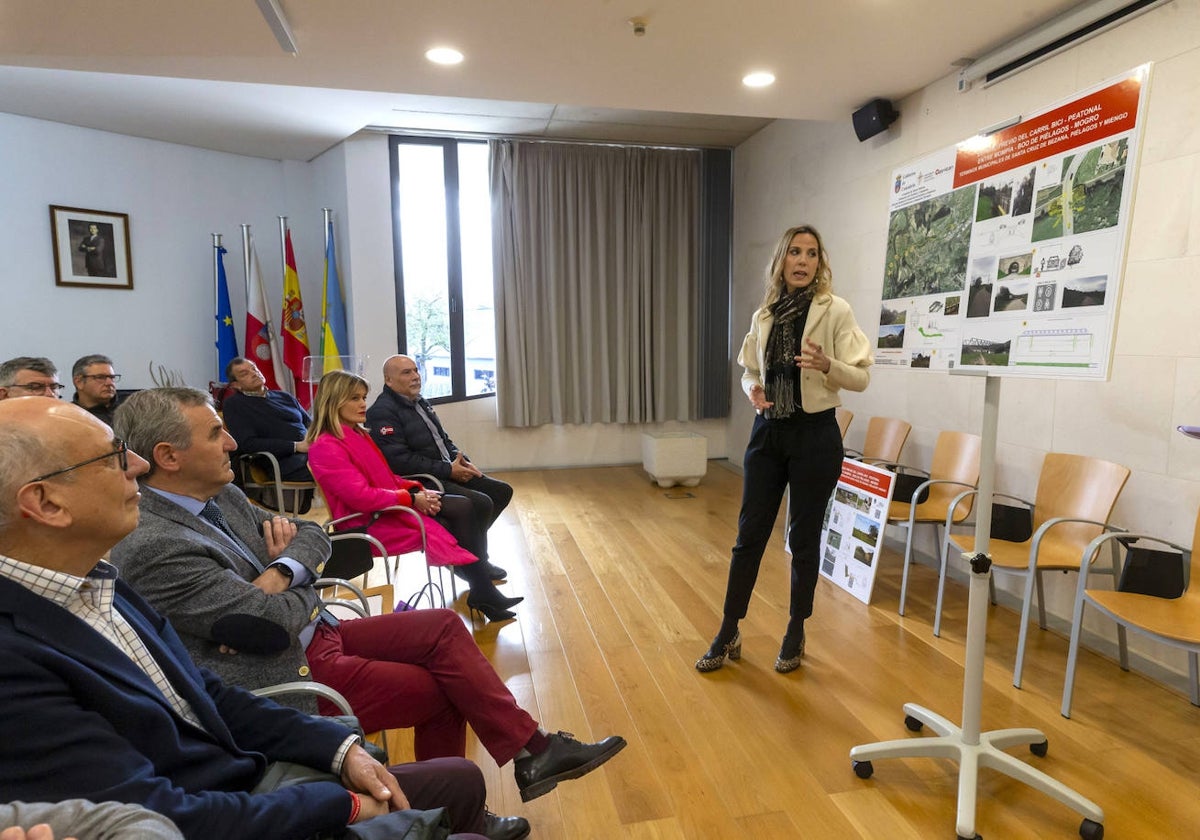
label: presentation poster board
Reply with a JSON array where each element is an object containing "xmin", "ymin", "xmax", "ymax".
[
  {"xmin": 819, "ymin": 459, "xmax": 896, "ymax": 604},
  {"xmin": 875, "ymin": 66, "xmax": 1149, "ymax": 379}
]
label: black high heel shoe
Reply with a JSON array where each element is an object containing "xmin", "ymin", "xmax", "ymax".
[
  {"xmin": 467, "ymin": 592, "xmax": 524, "ymax": 622},
  {"xmin": 695, "ymin": 631, "xmax": 741, "ymax": 672},
  {"xmin": 774, "ymin": 629, "xmax": 805, "ymax": 673}
]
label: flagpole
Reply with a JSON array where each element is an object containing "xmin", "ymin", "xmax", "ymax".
[
  {"xmin": 277, "ymin": 216, "xmax": 289, "ymax": 298},
  {"xmin": 240, "ymin": 224, "xmax": 253, "ymax": 320},
  {"xmin": 212, "ymin": 232, "xmax": 223, "ymax": 379},
  {"xmin": 321, "ymin": 207, "xmax": 333, "ymax": 362}
]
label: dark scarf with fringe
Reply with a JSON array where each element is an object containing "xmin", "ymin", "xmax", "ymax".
[{"xmin": 763, "ymin": 286, "xmax": 816, "ymax": 419}]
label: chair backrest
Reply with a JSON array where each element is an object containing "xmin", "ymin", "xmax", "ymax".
[
  {"xmin": 861, "ymin": 416, "xmax": 911, "ymax": 464},
  {"xmin": 835, "ymin": 407, "xmax": 854, "ymax": 439},
  {"xmin": 1033, "ymin": 453, "xmax": 1130, "ymax": 546},
  {"xmin": 923, "ymin": 431, "xmax": 982, "ymax": 520}
]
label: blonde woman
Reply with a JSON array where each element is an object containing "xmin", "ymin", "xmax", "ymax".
[
  {"xmin": 306, "ymin": 370, "xmax": 521, "ymax": 620},
  {"xmin": 697, "ymin": 225, "xmax": 873, "ymax": 674}
]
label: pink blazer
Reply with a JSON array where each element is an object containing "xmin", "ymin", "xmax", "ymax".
[{"xmin": 308, "ymin": 424, "xmax": 475, "ymax": 566}]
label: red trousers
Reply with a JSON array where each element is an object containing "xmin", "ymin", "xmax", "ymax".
[{"xmin": 307, "ymin": 609, "xmax": 537, "ymax": 764}]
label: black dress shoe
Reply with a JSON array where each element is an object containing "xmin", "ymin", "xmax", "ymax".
[
  {"xmin": 513, "ymin": 731, "xmax": 627, "ymax": 802},
  {"xmin": 482, "ymin": 810, "xmax": 530, "ymax": 840}
]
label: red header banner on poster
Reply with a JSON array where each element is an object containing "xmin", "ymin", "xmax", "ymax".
[{"xmin": 953, "ymin": 77, "xmax": 1141, "ymax": 188}]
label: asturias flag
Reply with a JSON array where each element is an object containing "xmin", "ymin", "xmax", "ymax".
[
  {"xmin": 321, "ymin": 218, "xmax": 349, "ymax": 369},
  {"xmin": 281, "ymin": 227, "xmax": 311, "ymax": 407},
  {"xmin": 215, "ymin": 245, "xmax": 238, "ymax": 379},
  {"xmin": 244, "ymin": 235, "xmax": 284, "ymax": 391}
]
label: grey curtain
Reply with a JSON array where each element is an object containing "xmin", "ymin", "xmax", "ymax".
[{"xmin": 490, "ymin": 139, "xmax": 701, "ymax": 427}]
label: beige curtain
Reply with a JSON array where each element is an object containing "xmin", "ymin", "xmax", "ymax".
[{"xmin": 490, "ymin": 139, "xmax": 701, "ymax": 427}]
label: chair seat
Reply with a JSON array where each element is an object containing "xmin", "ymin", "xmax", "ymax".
[
  {"xmin": 889, "ymin": 492, "xmax": 972, "ymax": 525},
  {"xmin": 948, "ymin": 531, "xmax": 1094, "ymax": 571},
  {"xmin": 1086, "ymin": 591, "xmax": 1200, "ymax": 644}
]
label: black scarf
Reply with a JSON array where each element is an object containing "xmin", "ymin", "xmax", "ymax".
[{"xmin": 763, "ymin": 287, "xmax": 815, "ymax": 419}]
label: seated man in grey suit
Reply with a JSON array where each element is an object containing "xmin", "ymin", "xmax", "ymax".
[
  {"xmin": 0, "ymin": 397, "xmax": 496, "ymax": 839},
  {"xmin": 109, "ymin": 387, "xmax": 624, "ymax": 821},
  {"xmin": 367, "ymin": 355, "xmax": 513, "ymax": 580}
]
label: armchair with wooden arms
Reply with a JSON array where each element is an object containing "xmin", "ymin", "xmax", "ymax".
[
  {"xmin": 890, "ymin": 431, "xmax": 982, "ymax": 618},
  {"xmin": 1061, "ymin": 506, "xmax": 1200, "ymax": 717},
  {"xmin": 844, "ymin": 415, "xmax": 911, "ymax": 465},
  {"xmin": 238, "ymin": 450, "xmax": 318, "ymax": 517},
  {"xmin": 940, "ymin": 452, "xmax": 1130, "ymax": 689}
]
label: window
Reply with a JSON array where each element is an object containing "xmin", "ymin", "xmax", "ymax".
[{"xmin": 389, "ymin": 137, "xmax": 496, "ymax": 402}]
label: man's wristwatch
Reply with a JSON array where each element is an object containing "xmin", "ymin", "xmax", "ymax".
[{"xmin": 269, "ymin": 563, "xmax": 294, "ymax": 583}]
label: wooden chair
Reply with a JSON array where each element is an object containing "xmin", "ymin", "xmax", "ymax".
[
  {"xmin": 942, "ymin": 452, "xmax": 1130, "ymax": 688},
  {"xmin": 835, "ymin": 407, "xmax": 853, "ymax": 439},
  {"xmin": 846, "ymin": 415, "xmax": 911, "ymax": 465},
  {"xmin": 890, "ymin": 431, "xmax": 982, "ymax": 618},
  {"xmin": 1061, "ymin": 508, "xmax": 1200, "ymax": 717},
  {"xmin": 238, "ymin": 451, "xmax": 318, "ymax": 517}
]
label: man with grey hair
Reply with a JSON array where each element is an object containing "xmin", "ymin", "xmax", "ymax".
[
  {"xmin": 71, "ymin": 353, "xmax": 124, "ymax": 426},
  {"xmin": 111, "ymin": 386, "xmax": 624, "ymax": 818},
  {"xmin": 0, "ymin": 396, "xmax": 502, "ymax": 839},
  {"xmin": 0, "ymin": 356, "xmax": 63, "ymax": 400}
]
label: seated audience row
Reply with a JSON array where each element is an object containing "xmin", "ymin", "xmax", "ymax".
[
  {"xmin": 1, "ymin": 395, "xmax": 626, "ymax": 839},
  {"xmin": 0, "ymin": 355, "xmax": 125, "ymax": 426}
]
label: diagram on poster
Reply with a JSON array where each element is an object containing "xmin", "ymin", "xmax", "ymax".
[
  {"xmin": 874, "ymin": 66, "xmax": 1149, "ymax": 379},
  {"xmin": 819, "ymin": 459, "xmax": 896, "ymax": 604}
]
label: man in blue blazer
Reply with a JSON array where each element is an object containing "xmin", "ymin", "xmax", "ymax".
[{"xmin": 0, "ymin": 398, "xmax": 496, "ymax": 839}]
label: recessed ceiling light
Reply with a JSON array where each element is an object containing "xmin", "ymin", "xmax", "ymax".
[
  {"xmin": 425, "ymin": 47, "xmax": 464, "ymax": 65},
  {"xmin": 743, "ymin": 71, "xmax": 775, "ymax": 88}
]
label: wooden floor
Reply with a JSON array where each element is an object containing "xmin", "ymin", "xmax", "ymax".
[{"xmin": 354, "ymin": 464, "xmax": 1200, "ymax": 839}]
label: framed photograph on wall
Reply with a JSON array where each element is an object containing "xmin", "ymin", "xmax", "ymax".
[{"xmin": 49, "ymin": 205, "xmax": 134, "ymax": 290}]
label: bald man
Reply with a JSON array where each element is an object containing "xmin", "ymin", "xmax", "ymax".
[
  {"xmin": 0, "ymin": 398, "xmax": 499, "ymax": 840},
  {"xmin": 367, "ymin": 355, "xmax": 513, "ymax": 579}
]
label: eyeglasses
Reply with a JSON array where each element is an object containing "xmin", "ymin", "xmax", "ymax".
[
  {"xmin": 28, "ymin": 439, "xmax": 129, "ymax": 483},
  {"xmin": 81, "ymin": 373, "xmax": 122, "ymax": 383},
  {"xmin": 7, "ymin": 382, "xmax": 65, "ymax": 395}
]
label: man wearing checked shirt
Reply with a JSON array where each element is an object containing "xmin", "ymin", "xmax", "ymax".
[{"xmin": 0, "ymin": 397, "xmax": 497, "ymax": 839}]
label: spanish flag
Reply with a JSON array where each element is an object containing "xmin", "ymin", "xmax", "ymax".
[{"xmin": 280, "ymin": 227, "xmax": 311, "ymax": 406}]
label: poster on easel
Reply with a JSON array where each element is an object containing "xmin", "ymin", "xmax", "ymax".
[
  {"xmin": 875, "ymin": 65, "xmax": 1150, "ymax": 379},
  {"xmin": 818, "ymin": 459, "xmax": 896, "ymax": 604}
]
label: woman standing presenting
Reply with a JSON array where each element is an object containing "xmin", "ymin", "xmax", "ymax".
[{"xmin": 697, "ymin": 225, "xmax": 872, "ymax": 674}]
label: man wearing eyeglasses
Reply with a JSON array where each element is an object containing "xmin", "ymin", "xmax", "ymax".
[
  {"xmin": 0, "ymin": 356, "xmax": 63, "ymax": 401},
  {"xmin": 0, "ymin": 397, "xmax": 502, "ymax": 840},
  {"xmin": 70, "ymin": 354, "xmax": 124, "ymax": 426}
]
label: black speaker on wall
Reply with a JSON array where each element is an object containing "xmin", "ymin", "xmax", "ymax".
[{"xmin": 852, "ymin": 98, "xmax": 898, "ymax": 142}]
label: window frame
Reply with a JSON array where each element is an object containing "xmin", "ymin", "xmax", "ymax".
[{"xmin": 388, "ymin": 135, "xmax": 493, "ymax": 405}]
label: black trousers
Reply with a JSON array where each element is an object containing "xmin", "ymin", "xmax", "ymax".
[
  {"xmin": 433, "ymin": 474, "xmax": 514, "ymax": 563},
  {"xmin": 254, "ymin": 755, "xmax": 487, "ymax": 837},
  {"xmin": 722, "ymin": 410, "xmax": 844, "ymax": 621}
]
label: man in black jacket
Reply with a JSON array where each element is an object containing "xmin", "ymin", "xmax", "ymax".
[{"xmin": 366, "ymin": 356, "xmax": 513, "ymax": 579}]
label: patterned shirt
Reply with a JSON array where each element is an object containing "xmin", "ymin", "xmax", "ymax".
[{"xmin": 0, "ymin": 553, "xmax": 202, "ymax": 728}]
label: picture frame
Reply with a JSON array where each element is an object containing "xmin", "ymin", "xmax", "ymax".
[{"xmin": 49, "ymin": 205, "xmax": 134, "ymax": 290}]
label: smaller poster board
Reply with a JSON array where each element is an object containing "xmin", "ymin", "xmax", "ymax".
[{"xmin": 818, "ymin": 459, "xmax": 896, "ymax": 604}]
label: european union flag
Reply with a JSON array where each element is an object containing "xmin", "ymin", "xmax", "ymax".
[{"xmin": 215, "ymin": 244, "xmax": 238, "ymax": 378}]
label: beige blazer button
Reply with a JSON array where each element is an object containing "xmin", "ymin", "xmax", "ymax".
[
  {"xmin": 310, "ymin": 607, "xmax": 320, "ymax": 620},
  {"xmin": 298, "ymin": 665, "xmax": 310, "ymax": 677},
  {"xmin": 316, "ymin": 562, "xmax": 326, "ymax": 573}
]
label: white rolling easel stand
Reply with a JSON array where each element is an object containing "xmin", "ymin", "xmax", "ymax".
[{"xmin": 848, "ymin": 374, "xmax": 1104, "ymax": 840}]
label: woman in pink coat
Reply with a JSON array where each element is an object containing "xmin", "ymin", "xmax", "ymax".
[{"xmin": 307, "ymin": 370, "xmax": 523, "ymax": 621}]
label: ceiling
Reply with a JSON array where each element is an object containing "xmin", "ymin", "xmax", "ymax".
[{"xmin": 0, "ymin": 0, "xmax": 1085, "ymax": 161}]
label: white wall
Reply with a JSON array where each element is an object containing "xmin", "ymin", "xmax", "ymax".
[
  {"xmin": 729, "ymin": 0, "xmax": 1200, "ymax": 674},
  {"xmin": 0, "ymin": 114, "xmax": 727, "ymax": 470},
  {"xmin": 0, "ymin": 113, "xmax": 334, "ymax": 389}
]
